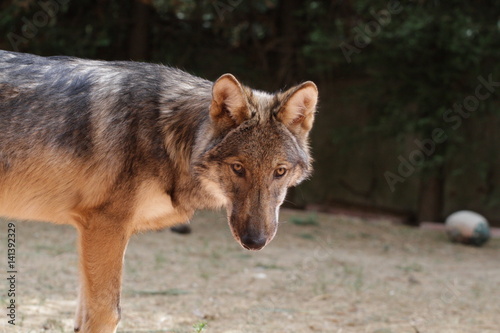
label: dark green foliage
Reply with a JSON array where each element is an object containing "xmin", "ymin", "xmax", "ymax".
[{"xmin": 1, "ymin": 0, "xmax": 500, "ymax": 222}]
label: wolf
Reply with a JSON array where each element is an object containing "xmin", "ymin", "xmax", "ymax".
[{"xmin": 0, "ymin": 50, "xmax": 318, "ymax": 332}]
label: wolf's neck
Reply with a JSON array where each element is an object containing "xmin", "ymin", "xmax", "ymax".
[
  {"xmin": 157, "ymin": 85, "xmax": 223, "ymax": 211},
  {"xmin": 159, "ymin": 85, "xmax": 212, "ymax": 173}
]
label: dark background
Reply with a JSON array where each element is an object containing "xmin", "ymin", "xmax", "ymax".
[{"xmin": 2, "ymin": 0, "xmax": 500, "ymax": 225}]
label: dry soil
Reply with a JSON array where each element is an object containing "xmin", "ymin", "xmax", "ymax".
[{"xmin": 1, "ymin": 209, "xmax": 499, "ymax": 333}]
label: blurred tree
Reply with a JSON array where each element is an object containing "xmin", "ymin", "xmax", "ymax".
[
  {"xmin": 129, "ymin": 0, "xmax": 153, "ymax": 60},
  {"xmin": 1, "ymin": 0, "xmax": 500, "ymax": 223},
  {"xmin": 341, "ymin": 0, "xmax": 500, "ymax": 222}
]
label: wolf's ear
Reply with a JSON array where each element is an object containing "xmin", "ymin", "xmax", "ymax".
[
  {"xmin": 210, "ymin": 74, "xmax": 250, "ymax": 133},
  {"xmin": 277, "ymin": 81, "xmax": 318, "ymax": 139}
]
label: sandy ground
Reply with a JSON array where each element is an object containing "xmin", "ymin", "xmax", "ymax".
[{"xmin": 1, "ymin": 209, "xmax": 499, "ymax": 333}]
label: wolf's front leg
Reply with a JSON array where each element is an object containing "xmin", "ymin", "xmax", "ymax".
[
  {"xmin": 74, "ymin": 282, "xmax": 86, "ymax": 332},
  {"xmin": 74, "ymin": 222, "xmax": 130, "ymax": 333}
]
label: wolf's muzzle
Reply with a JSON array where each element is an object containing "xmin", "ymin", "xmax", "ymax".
[{"xmin": 240, "ymin": 231, "xmax": 267, "ymax": 250}]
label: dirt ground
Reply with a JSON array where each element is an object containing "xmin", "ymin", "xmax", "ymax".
[{"xmin": 1, "ymin": 209, "xmax": 500, "ymax": 333}]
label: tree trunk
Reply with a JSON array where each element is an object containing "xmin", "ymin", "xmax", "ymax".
[
  {"xmin": 274, "ymin": 0, "xmax": 302, "ymax": 86},
  {"xmin": 128, "ymin": 0, "xmax": 152, "ymax": 61},
  {"xmin": 416, "ymin": 167, "xmax": 445, "ymax": 224}
]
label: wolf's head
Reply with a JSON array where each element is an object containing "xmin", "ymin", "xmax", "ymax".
[{"xmin": 195, "ymin": 74, "xmax": 318, "ymax": 250}]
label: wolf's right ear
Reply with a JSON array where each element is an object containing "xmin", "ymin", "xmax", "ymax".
[
  {"xmin": 277, "ymin": 81, "xmax": 318, "ymax": 141},
  {"xmin": 210, "ymin": 74, "xmax": 250, "ymax": 134}
]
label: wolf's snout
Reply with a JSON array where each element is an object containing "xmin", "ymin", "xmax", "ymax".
[
  {"xmin": 240, "ymin": 232, "xmax": 267, "ymax": 250},
  {"xmin": 230, "ymin": 209, "xmax": 278, "ymax": 251}
]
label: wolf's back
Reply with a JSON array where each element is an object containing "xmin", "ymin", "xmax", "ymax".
[
  {"xmin": 0, "ymin": 50, "xmax": 204, "ymax": 222},
  {"xmin": 0, "ymin": 50, "xmax": 210, "ymax": 158}
]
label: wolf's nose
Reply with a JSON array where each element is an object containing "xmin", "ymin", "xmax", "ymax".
[{"xmin": 241, "ymin": 234, "xmax": 267, "ymax": 250}]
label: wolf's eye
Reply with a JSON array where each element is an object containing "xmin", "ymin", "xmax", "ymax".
[
  {"xmin": 231, "ymin": 163, "xmax": 245, "ymax": 176},
  {"xmin": 274, "ymin": 167, "xmax": 287, "ymax": 178}
]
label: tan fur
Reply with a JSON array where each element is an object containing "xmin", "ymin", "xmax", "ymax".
[{"xmin": 131, "ymin": 181, "xmax": 193, "ymax": 232}]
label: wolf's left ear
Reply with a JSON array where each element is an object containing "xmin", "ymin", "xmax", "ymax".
[
  {"xmin": 277, "ymin": 81, "xmax": 318, "ymax": 140},
  {"xmin": 210, "ymin": 74, "xmax": 250, "ymax": 134}
]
